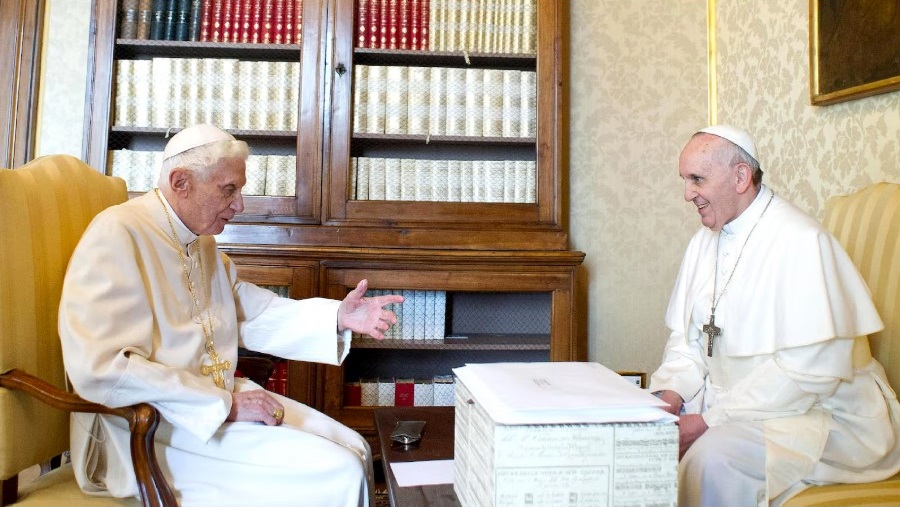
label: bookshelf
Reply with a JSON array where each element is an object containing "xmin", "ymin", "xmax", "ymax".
[{"xmin": 84, "ymin": 0, "xmax": 582, "ymax": 440}]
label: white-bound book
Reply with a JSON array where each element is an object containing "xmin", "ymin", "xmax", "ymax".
[
  {"xmin": 413, "ymin": 290, "xmax": 427, "ymax": 339},
  {"xmin": 384, "ymin": 158, "xmax": 402, "ymax": 200},
  {"xmin": 458, "ymin": 160, "xmax": 473, "ymax": 202},
  {"xmin": 429, "ymin": 0, "xmax": 443, "ymax": 51},
  {"xmin": 431, "ymin": 159, "xmax": 449, "ymax": 202},
  {"xmin": 424, "ymin": 290, "xmax": 437, "ymax": 339},
  {"xmin": 271, "ymin": 61, "xmax": 292, "ymax": 130},
  {"xmin": 360, "ymin": 378, "xmax": 379, "ymax": 406},
  {"xmin": 428, "ymin": 67, "xmax": 448, "ymax": 136},
  {"xmin": 471, "ymin": 160, "xmax": 485, "ymax": 202},
  {"xmin": 138, "ymin": 151, "xmax": 158, "ymax": 192},
  {"xmin": 350, "ymin": 158, "xmax": 358, "ymax": 200},
  {"xmin": 482, "ymin": 68, "xmax": 504, "ymax": 137},
  {"xmin": 501, "ymin": 69, "xmax": 522, "ymax": 137},
  {"xmin": 434, "ymin": 291, "xmax": 446, "ymax": 339},
  {"xmin": 474, "ymin": 0, "xmax": 488, "ymax": 52},
  {"xmin": 445, "ymin": 67, "xmax": 467, "ymax": 136},
  {"xmin": 198, "ymin": 58, "xmax": 216, "ymax": 127},
  {"xmin": 509, "ymin": 0, "xmax": 524, "ymax": 54},
  {"xmin": 444, "ymin": 0, "xmax": 459, "ymax": 51},
  {"xmin": 520, "ymin": 70, "xmax": 537, "ymax": 138},
  {"xmin": 500, "ymin": 0, "xmax": 514, "ymax": 53},
  {"xmin": 150, "ymin": 58, "xmax": 173, "ymax": 128},
  {"xmin": 464, "ymin": 68, "xmax": 484, "ymax": 137},
  {"xmin": 414, "ymin": 159, "xmax": 433, "ymax": 202},
  {"xmin": 384, "ymin": 66, "xmax": 409, "ymax": 135},
  {"xmin": 354, "ymin": 157, "xmax": 370, "ymax": 200},
  {"xmin": 353, "ymin": 65, "xmax": 368, "ymax": 133},
  {"xmin": 265, "ymin": 155, "xmax": 297, "ymax": 196},
  {"xmin": 445, "ymin": 160, "xmax": 461, "ymax": 202},
  {"xmin": 108, "ymin": 149, "xmax": 131, "ymax": 184},
  {"xmin": 522, "ymin": 0, "xmax": 537, "ymax": 55},
  {"xmin": 503, "ymin": 160, "xmax": 516, "ymax": 203},
  {"xmin": 433, "ymin": 374, "xmax": 455, "ymax": 406},
  {"xmin": 244, "ymin": 154, "xmax": 268, "ymax": 196},
  {"xmin": 484, "ymin": 0, "xmax": 499, "ymax": 53},
  {"xmin": 406, "ymin": 66, "xmax": 430, "ymax": 135},
  {"xmin": 401, "ymin": 289, "xmax": 416, "ymax": 339},
  {"xmin": 288, "ymin": 61, "xmax": 300, "ymax": 130},
  {"xmin": 219, "ymin": 58, "xmax": 239, "ymax": 129},
  {"xmin": 400, "ymin": 158, "xmax": 416, "ymax": 201},
  {"xmin": 184, "ymin": 58, "xmax": 203, "ymax": 127},
  {"xmin": 414, "ymin": 379, "xmax": 434, "ymax": 406},
  {"xmin": 378, "ymin": 378, "xmax": 395, "ymax": 407},
  {"xmin": 525, "ymin": 160, "xmax": 536, "ymax": 203},
  {"xmin": 237, "ymin": 61, "xmax": 256, "ymax": 129},
  {"xmin": 132, "ymin": 60, "xmax": 153, "ymax": 127},
  {"xmin": 366, "ymin": 65, "xmax": 387, "ymax": 134},
  {"xmin": 513, "ymin": 159, "xmax": 529, "ymax": 203},
  {"xmin": 171, "ymin": 58, "xmax": 190, "ymax": 128},
  {"xmin": 368, "ymin": 157, "xmax": 386, "ymax": 200},
  {"xmin": 114, "ymin": 60, "xmax": 136, "ymax": 126},
  {"xmin": 487, "ymin": 160, "xmax": 505, "ymax": 203}
]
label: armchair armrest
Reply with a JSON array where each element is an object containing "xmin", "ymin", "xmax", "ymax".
[{"xmin": 0, "ymin": 369, "xmax": 177, "ymax": 507}]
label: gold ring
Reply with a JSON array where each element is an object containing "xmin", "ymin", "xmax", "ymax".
[{"xmin": 273, "ymin": 408, "xmax": 284, "ymax": 420}]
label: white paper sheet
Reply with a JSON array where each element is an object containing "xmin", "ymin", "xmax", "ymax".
[
  {"xmin": 390, "ymin": 459, "xmax": 455, "ymax": 487},
  {"xmin": 452, "ymin": 362, "xmax": 677, "ymax": 425}
]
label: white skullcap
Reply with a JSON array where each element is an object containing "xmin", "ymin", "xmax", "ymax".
[
  {"xmin": 697, "ymin": 124, "xmax": 759, "ymax": 164},
  {"xmin": 163, "ymin": 124, "xmax": 236, "ymax": 160}
]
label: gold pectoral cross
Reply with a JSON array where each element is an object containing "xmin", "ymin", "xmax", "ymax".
[
  {"xmin": 200, "ymin": 352, "xmax": 232, "ymax": 389},
  {"xmin": 703, "ymin": 312, "xmax": 721, "ymax": 357}
]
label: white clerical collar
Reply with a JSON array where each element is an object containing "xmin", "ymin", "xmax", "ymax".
[
  {"xmin": 722, "ymin": 184, "xmax": 771, "ymax": 237},
  {"xmin": 154, "ymin": 187, "xmax": 199, "ymax": 246}
]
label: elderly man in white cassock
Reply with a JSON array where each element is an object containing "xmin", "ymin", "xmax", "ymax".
[
  {"xmin": 59, "ymin": 124, "xmax": 404, "ymax": 507},
  {"xmin": 648, "ymin": 125, "xmax": 900, "ymax": 507}
]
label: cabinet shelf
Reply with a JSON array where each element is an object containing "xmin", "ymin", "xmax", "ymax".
[
  {"xmin": 353, "ymin": 48, "xmax": 535, "ymax": 69},
  {"xmin": 114, "ymin": 39, "xmax": 301, "ymax": 60},
  {"xmin": 352, "ymin": 334, "xmax": 550, "ymax": 350},
  {"xmin": 352, "ymin": 133, "xmax": 535, "ymax": 146}
]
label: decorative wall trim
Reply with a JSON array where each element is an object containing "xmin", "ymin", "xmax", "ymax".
[{"xmin": 707, "ymin": 0, "xmax": 717, "ymax": 125}]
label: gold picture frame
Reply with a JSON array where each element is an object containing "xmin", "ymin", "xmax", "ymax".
[{"xmin": 809, "ymin": 0, "xmax": 900, "ymax": 106}]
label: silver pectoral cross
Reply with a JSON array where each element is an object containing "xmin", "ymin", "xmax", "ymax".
[{"xmin": 703, "ymin": 312, "xmax": 721, "ymax": 357}]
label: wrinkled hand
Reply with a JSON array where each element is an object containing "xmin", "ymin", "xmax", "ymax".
[
  {"xmin": 227, "ymin": 389, "xmax": 284, "ymax": 426},
  {"xmin": 677, "ymin": 413, "xmax": 708, "ymax": 458},
  {"xmin": 657, "ymin": 390, "xmax": 684, "ymax": 416},
  {"xmin": 337, "ymin": 279, "xmax": 405, "ymax": 340}
]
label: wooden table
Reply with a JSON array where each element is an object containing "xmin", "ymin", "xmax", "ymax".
[{"xmin": 374, "ymin": 406, "xmax": 461, "ymax": 507}]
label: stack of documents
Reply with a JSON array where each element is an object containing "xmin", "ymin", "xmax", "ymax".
[{"xmin": 452, "ymin": 362, "xmax": 678, "ymax": 507}]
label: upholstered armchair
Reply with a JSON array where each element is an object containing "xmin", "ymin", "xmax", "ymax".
[
  {"xmin": 0, "ymin": 155, "xmax": 176, "ymax": 507},
  {"xmin": 783, "ymin": 182, "xmax": 900, "ymax": 506}
]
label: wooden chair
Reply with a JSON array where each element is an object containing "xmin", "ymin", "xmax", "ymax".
[
  {"xmin": 0, "ymin": 155, "xmax": 176, "ymax": 507},
  {"xmin": 783, "ymin": 182, "xmax": 900, "ymax": 506}
]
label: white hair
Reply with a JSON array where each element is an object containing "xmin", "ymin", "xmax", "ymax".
[{"xmin": 157, "ymin": 139, "xmax": 249, "ymax": 189}]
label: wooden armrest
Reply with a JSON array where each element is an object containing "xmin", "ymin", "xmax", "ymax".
[
  {"xmin": 236, "ymin": 356, "xmax": 276, "ymax": 387},
  {"xmin": 0, "ymin": 369, "xmax": 177, "ymax": 507}
]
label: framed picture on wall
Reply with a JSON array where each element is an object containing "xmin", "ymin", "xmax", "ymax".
[{"xmin": 809, "ymin": 0, "xmax": 900, "ymax": 105}]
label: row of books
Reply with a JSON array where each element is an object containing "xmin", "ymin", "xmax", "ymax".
[
  {"xmin": 344, "ymin": 375, "xmax": 456, "ymax": 407},
  {"xmin": 114, "ymin": 58, "xmax": 300, "ymax": 131},
  {"xmin": 108, "ymin": 149, "xmax": 297, "ymax": 196},
  {"xmin": 354, "ymin": 65, "xmax": 536, "ymax": 138},
  {"xmin": 354, "ymin": 0, "xmax": 536, "ymax": 54},
  {"xmin": 351, "ymin": 157, "xmax": 536, "ymax": 203},
  {"xmin": 355, "ymin": 290, "xmax": 447, "ymax": 340},
  {"xmin": 119, "ymin": 0, "xmax": 303, "ymax": 45}
]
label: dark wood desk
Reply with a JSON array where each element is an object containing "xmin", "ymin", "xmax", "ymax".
[{"xmin": 374, "ymin": 407, "xmax": 461, "ymax": 507}]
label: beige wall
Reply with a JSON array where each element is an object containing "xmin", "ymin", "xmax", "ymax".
[{"xmin": 571, "ymin": 0, "xmax": 900, "ymax": 378}]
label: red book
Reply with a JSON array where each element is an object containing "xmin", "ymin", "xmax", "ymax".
[
  {"xmin": 344, "ymin": 381, "xmax": 362, "ymax": 406},
  {"xmin": 260, "ymin": 0, "xmax": 274, "ymax": 43},
  {"xmin": 398, "ymin": 0, "xmax": 410, "ymax": 50},
  {"xmin": 248, "ymin": 0, "xmax": 262, "ymax": 43},
  {"xmin": 386, "ymin": 0, "xmax": 398, "ymax": 49},
  {"xmin": 272, "ymin": 0, "xmax": 286, "ymax": 44},
  {"xmin": 394, "ymin": 378, "xmax": 414, "ymax": 406},
  {"xmin": 356, "ymin": 0, "xmax": 370, "ymax": 48},
  {"xmin": 367, "ymin": 0, "xmax": 381, "ymax": 48},
  {"xmin": 417, "ymin": 0, "xmax": 428, "ymax": 50},
  {"xmin": 278, "ymin": 361, "xmax": 287, "ymax": 395},
  {"xmin": 208, "ymin": 0, "xmax": 223, "ymax": 42},
  {"xmin": 230, "ymin": 0, "xmax": 244, "ymax": 42},
  {"xmin": 409, "ymin": 0, "xmax": 420, "ymax": 50},
  {"xmin": 220, "ymin": 0, "xmax": 234, "ymax": 42},
  {"xmin": 283, "ymin": 0, "xmax": 293, "ymax": 44},
  {"xmin": 235, "ymin": 0, "xmax": 252, "ymax": 42},
  {"xmin": 294, "ymin": 0, "xmax": 303, "ymax": 44},
  {"xmin": 378, "ymin": 0, "xmax": 389, "ymax": 48}
]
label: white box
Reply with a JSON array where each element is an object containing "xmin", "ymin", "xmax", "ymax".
[{"xmin": 453, "ymin": 364, "xmax": 678, "ymax": 507}]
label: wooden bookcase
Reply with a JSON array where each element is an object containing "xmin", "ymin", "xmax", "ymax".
[{"xmin": 84, "ymin": 0, "xmax": 582, "ymax": 439}]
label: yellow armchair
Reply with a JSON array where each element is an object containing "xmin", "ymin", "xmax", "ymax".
[
  {"xmin": 0, "ymin": 155, "xmax": 176, "ymax": 507},
  {"xmin": 783, "ymin": 182, "xmax": 900, "ymax": 506}
]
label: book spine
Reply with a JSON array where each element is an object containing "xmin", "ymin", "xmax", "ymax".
[
  {"xmin": 446, "ymin": 160, "xmax": 461, "ymax": 201},
  {"xmin": 220, "ymin": 0, "xmax": 235, "ymax": 42},
  {"xmin": 384, "ymin": 158, "xmax": 401, "ymax": 200},
  {"xmin": 406, "ymin": 66, "xmax": 429, "ymax": 135},
  {"xmin": 414, "ymin": 159, "xmax": 433, "ymax": 202},
  {"xmin": 249, "ymin": 0, "xmax": 263, "ymax": 43},
  {"xmin": 377, "ymin": 377, "xmax": 395, "ymax": 407},
  {"xmin": 264, "ymin": 155, "xmax": 297, "ymax": 196},
  {"xmin": 427, "ymin": 66, "xmax": 446, "ymax": 136},
  {"xmin": 244, "ymin": 154, "xmax": 268, "ymax": 195},
  {"xmin": 503, "ymin": 160, "xmax": 515, "ymax": 202},
  {"xmin": 378, "ymin": 0, "xmax": 389, "ymax": 48},
  {"xmin": 289, "ymin": 60, "xmax": 300, "ymax": 129},
  {"xmin": 260, "ymin": 0, "xmax": 275, "ymax": 43},
  {"xmin": 419, "ymin": 0, "xmax": 429, "ymax": 50},
  {"xmin": 413, "ymin": 290, "xmax": 426, "ymax": 338},
  {"xmin": 150, "ymin": 57, "xmax": 174, "ymax": 127},
  {"xmin": 272, "ymin": 60, "xmax": 291, "ymax": 130},
  {"xmin": 114, "ymin": 60, "xmax": 136, "ymax": 126},
  {"xmin": 209, "ymin": 0, "xmax": 225, "ymax": 42},
  {"xmin": 174, "ymin": 0, "xmax": 192, "ymax": 41},
  {"xmin": 444, "ymin": 67, "xmax": 466, "ymax": 136},
  {"xmin": 120, "ymin": 0, "xmax": 139, "ymax": 39},
  {"xmin": 163, "ymin": 0, "xmax": 178, "ymax": 40},
  {"xmin": 353, "ymin": 65, "xmax": 368, "ymax": 133},
  {"xmin": 136, "ymin": 0, "xmax": 153, "ymax": 39},
  {"xmin": 459, "ymin": 160, "xmax": 473, "ymax": 202},
  {"xmin": 501, "ymin": 69, "xmax": 521, "ymax": 137},
  {"xmin": 482, "ymin": 68, "xmax": 503, "ymax": 137},
  {"xmin": 368, "ymin": 157, "xmax": 386, "ymax": 200},
  {"xmin": 228, "ymin": 0, "xmax": 243, "ymax": 42},
  {"xmin": 199, "ymin": 0, "xmax": 213, "ymax": 40},
  {"xmin": 365, "ymin": 65, "xmax": 386, "ymax": 134},
  {"xmin": 356, "ymin": 0, "xmax": 369, "ymax": 48},
  {"xmin": 188, "ymin": 0, "xmax": 202, "ymax": 40},
  {"xmin": 464, "ymin": 67, "xmax": 484, "ymax": 137},
  {"xmin": 414, "ymin": 379, "xmax": 433, "ymax": 406},
  {"xmin": 434, "ymin": 290, "xmax": 446, "ymax": 337},
  {"xmin": 394, "ymin": 378, "xmax": 415, "ymax": 406},
  {"xmin": 398, "ymin": 0, "xmax": 411, "ymax": 49},
  {"xmin": 233, "ymin": 0, "xmax": 250, "ymax": 42},
  {"xmin": 399, "ymin": 158, "xmax": 415, "ymax": 201},
  {"xmin": 199, "ymin": 58, "xmax": 218, "ymax": 125},
  {"xmin": 184, "ymin": 58, "xmax": 202, "ymax": 126},
  {"xmin": 355, "ymin": 157, "xmax": 370, "ymax": 200},
  {"xmin": 520, "ymin": 70, "xmax": 536, "ymax": 137},
  {"xmin": 283, "ymin": 0, "xmax": 294, "ymax": 44},
  {"xmin": 132, "ymin": 60, "xmax": 153, "ymax": 127},
  {"xmin": 360, "ymin": 378, "xmax": 378, "ymax": 406},
  {"xmin": 272, "ymin": 0, "xmax": 286, "ymax": 44},
  {"xmin": 344, "ymin": 381, "xmax": 362, "ymax": 407},
  {"xmin": 471, "ymin": 160, "xmax": 484, "ymax": 202},
  {"xmin": 386, "ymin": 0, "xmax": 398, "ymax": 49},
  {"xmin": 149, "ymin": 0, "xmax": 167, "ymax": 39},
  {"xmin": 384, "ymin": 65, "xmax": 408, "ymax": 135},
  {"xmin": 367, "ymin": 0, "xmax": 381, "ymax": 48},
  {"xmin": 294, "ymin": 0, "xmax": 303, "ymax": 44}
]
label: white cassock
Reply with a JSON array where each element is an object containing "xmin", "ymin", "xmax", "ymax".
[
  {"xmin": 59, "ymin": 190, "xmax": 373, "ymax": 507},
  {"xmin": 649, "ymin": 186, "xmax": 900, "ymax": 507}
]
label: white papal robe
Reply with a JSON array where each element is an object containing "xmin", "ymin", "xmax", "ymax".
[
  {"xmin": 649, "ymin": 186, "xmax": 900, "ymax": 505},
  {"xmin": 59, "ymin": 190, "xmax": 372, "ymax": 507}
]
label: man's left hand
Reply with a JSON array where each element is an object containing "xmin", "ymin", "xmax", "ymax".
[
  {"xmin": 337, "ymin": 279, "xmax": 405, "ymax": 340},
  {"xmin": 677, "ymin": 413, "xmax": 708, "ymax": 458}
]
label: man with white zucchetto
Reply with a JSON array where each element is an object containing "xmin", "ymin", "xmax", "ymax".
[
  {"xmin": 648, "ymin": 125, "xmax": 900, "ymax": 506},
  {"xmin": 59, "ymin": 124, "xmax": 404, "ymax": 506}
]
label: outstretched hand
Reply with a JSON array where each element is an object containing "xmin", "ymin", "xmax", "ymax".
[{"xmin": 337, "ymin": 279, "xmax": 404, "ymax": 340}]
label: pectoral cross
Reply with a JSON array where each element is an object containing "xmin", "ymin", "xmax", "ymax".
[
  {"xmin": 200, "ymin": 352, "xmax": 232, "ymax": 389},
  {"xmin": 703, "ymin": 312, "xmax": 721, "ymax": 357}
]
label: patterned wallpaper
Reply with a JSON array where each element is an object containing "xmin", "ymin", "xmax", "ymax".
[{"xmin": 572, "ymin": 0, "xmax": 900, "ymax": 378}]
